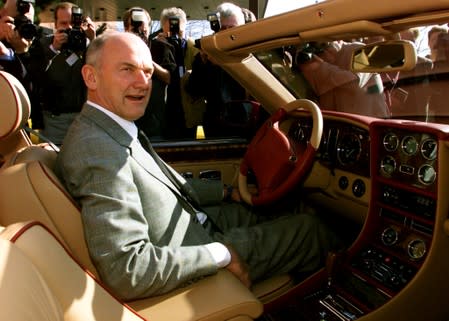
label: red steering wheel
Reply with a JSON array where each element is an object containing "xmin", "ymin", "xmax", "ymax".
[{"xmin": 238, "ymin": 99, "xmax": 323, "ymax": 206}]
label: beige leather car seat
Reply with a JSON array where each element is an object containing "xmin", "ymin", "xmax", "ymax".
[
  {"xmin": 0, "ymin": 70, "xmax": 32, "ymax": 168},
  {"xmin": 0, "ymin": 221, "xmax": 146, "ymax": 321}
]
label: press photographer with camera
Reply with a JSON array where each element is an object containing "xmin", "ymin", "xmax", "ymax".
[
  {"xmin": 152, "ymin": 7, "xmax": 200, "ymax": 139},
  {"xmin": 186, "ymin": 2, "xmax": 253, "ymax": 138},
  {"xmin": 0, "ymin": 0, "xmax": 35, "ymax": 63},
  {"xmin": 0, "ymin": 0, "xmax": 51, "ymax": 128},
  {"xmin": 35, "ymin": 2, "xmax": 96, "ymax": 145}
]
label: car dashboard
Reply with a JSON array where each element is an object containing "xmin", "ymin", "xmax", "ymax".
[{"xmin": 274, "ymin": 112, "xmax": 449, "ymax": 321}]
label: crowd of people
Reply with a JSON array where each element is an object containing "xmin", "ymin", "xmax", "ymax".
[{"xmin": 0, "ymin": 0, "xmax": 261, "ymax": 143}]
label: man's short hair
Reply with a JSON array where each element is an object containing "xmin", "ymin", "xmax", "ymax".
[
  {"xmin": 216, "ymin": 2, "xmax": 245, "ymax": 25},
  {"xmin": 160, "ymin": 7, "xmax": 187, "ymax": 24},
  {"xmin": 53, "ymin": 2, "xmax": 76, "ymax": 22}
]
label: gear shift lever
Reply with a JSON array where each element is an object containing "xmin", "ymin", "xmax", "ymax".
[{"xmin": 326, "ymin": 251, "xmax": 339, "ymax": 288}]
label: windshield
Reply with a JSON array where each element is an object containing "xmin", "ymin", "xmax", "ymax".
[{"xmin": 255, "ymin": 24, "xmax": 449, "ymax": 124}]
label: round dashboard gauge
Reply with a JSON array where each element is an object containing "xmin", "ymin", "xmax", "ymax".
[
  {"xmin": 401, "ymin": 135, "xmax": 419, "ymax": 156},
  {"xmin": 421, "ymin": 138, "xmax": 437, "ymax": 160},
  {"xmin": 383, "ymin": 133, "xmax": 399, "ymax": 152},
  {"xmin": 336, "ymin": 133, "xmax": 362, "ymax": 165},
  {"xmin": 381, "ymin": 227, "xmax": 399, "ymax": 246},
  {"xmin": 380, "ymin": 155, "xmax": 396, "ymax": 175},
  {"xmin": 418, "ymin": 164, "xmax": 437, "ymax": 185},
  {"xmin": 407, "ymin": 239, "xmax": 427, "ymax": 260}
]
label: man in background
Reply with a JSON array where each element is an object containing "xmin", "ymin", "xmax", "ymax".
[{"xmin": 36, "ymin": 2, "xmax": 96, "ymax": 145}]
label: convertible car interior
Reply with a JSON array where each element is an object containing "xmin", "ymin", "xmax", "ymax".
[{"xmin": 1, "ymin": 0, "xmax": 449, "ymax": 320}]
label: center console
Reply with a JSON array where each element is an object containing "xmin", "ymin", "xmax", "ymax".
[{"xmin": 272, "ymin": 121, "xmax": 440, "ymax": 320}]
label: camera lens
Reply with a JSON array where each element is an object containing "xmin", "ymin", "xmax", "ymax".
[{"xmin": 14, "ymin": 16, "xmax": 37, "ymax": 40}]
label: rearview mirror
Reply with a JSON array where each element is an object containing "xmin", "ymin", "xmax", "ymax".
[{"xmin": 351, "ymin": 40, "xmax": 417, "ymax": 72}]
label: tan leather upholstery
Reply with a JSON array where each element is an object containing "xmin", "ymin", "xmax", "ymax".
[
  {"xmin": 0, "ymin": 71, "xmax": 30, "ymax": 139},
  {"xmin": 0, "ymin": 71, "xmax": 33, "ymax": 169},
  {"xmin": 0, "ymin": 221, "xmax": 145, "ymax": 321},
  {"xmin": 0, "ymin": 161, "xmax": 98, "ymax": 275}
]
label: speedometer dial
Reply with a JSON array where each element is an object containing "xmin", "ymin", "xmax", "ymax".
[
  {"xmin": 383, "ymin": 133, "xmax": 399, "ymax": 151},
  {"xmin": 337, "ymin": 133, "xmax": 362, "ymax": 165},
  {"xmin": 401, "ymin": 136, "xmax": 418, "ymax": 156},
  {"xmin": 418, "ymin": 164, "xmax": 436, "ymax": 185},
  {"xmin": 380, "ymin": 155, "xmax": 396, "ymax": 176},
  {"xmin": 421, "ymin": 138, "xmax": 437, "ymax": 160}
]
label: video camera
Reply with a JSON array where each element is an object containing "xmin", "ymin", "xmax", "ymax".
[
  {"xmin": 295, "ymin": 41, "xmax": 330, "ymax": 64},
  {"xmin": 62, "ymin": 7, "xmax": 87, "ymax": 53},
  {"xmin": 14, "ymin": 0, "xmax": 38, "ymax": 40}
]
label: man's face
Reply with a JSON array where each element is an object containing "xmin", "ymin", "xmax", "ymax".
[
  {"xmin": 84, "ymin": 34, "xmax": 154, "ymax": 121},
  {"xmin": 55, "ymin": 7, "xmax": 72, "ymax": 30},
  {"xmin": 220, "ymin": 14, "xmax": 244, "ymax": 31}
]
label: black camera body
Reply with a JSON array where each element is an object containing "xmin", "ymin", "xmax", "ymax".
[
  {"xmin": 207, "ymin": 12, "xmax": 221, "ymax": 33},
  {"xmin": 194, "ymin": 12, "xmax": 221, "ymax": 49},
  {"xmin": 14, "ymin": 0, "xmax": 38, "ymax": 40},
  {"xmin": 168, "ymin": 16, "xmax": 180, "ymax": 36},
  {"xmin": 62, "ymin": 7, "xmax": 86, "ymax": 53}
]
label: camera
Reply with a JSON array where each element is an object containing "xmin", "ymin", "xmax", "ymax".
[
  {"xmin": 131, "ymin": 9, "xmax": 145, "ymax": 35},
  {"xmin": 62, "ymin": 7, "xmax": 87, "ymax": 53},
  {"xmin": 295, "ymin": 41, "xmax": 330, "ymax": 64},
  {"xmin": 14, "ymin": 0, "xmax": 38, "ymax": 40},
  {"xmin": 168, "ymin": 16, "xmax": 180, "ymax": 36},
  {"xmin": 193, "ymin": 12, "xmax": 221, "ymax": 49},
  {"xmin": 207, "ymin": 12, "xmax": 221, "ymax": 33}
]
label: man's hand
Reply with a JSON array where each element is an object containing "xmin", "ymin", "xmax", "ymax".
[
  {"xmin": 0, "ymin": 17, "xmax": 32, "ymax": 54},
  {"xmin": 225, "ymin": 245, "xmax": 251, "ymax": 288},
  {"xmin": 0, "ymin": 16, "xmax": 15, "ymax": 42},
  {"xmin": 82, "ymin": 16, "xmax": 96, "ymax": 41},
  {"xmin": 53, "ymin": 29, "xmax": 68, "ymax": 51},
  {"xmin": 8, "ymin": 30, "xmax": 32, "ymax": 54}
]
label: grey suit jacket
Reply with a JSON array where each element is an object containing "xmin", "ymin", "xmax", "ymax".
[{"xmin": 56, "ymin": 103, "xmax": 224, "ymax": 300}]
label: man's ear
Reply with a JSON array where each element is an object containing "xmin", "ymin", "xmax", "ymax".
[{"xmin": 81, "ymin": 64, "xmax": 97, "ymax": 89}]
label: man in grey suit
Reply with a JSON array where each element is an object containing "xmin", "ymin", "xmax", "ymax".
[{"xmin": 56, "ymin": 31, "xmax": 339, "ymax": 300}]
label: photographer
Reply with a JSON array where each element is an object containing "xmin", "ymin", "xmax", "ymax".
[
  {"xmin": 186, "ymin": 2, "xmax": 250, "ymax": 138},
  {"xmin": 0, "ymin": 0, "xmax": 51, "ymax": 128},
  {"xmin": 36, "ymin": 2, "xmax": 95, "ymax": 145},
  {"xmin": 155, "ymin": 7, "xmax": 199, "ymax": 138},
  {"xmin": 122, "ymin": 7, "xmax": 174, "ymax": 139},
  {"xmin": 0, "ymin": 0, "xmax": 35, "ymax": 74}
]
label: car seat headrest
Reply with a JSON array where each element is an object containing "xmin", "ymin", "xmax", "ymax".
[{"xmin": 0, "ymin": 71, "xmax": 31, "ymax": 139}]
